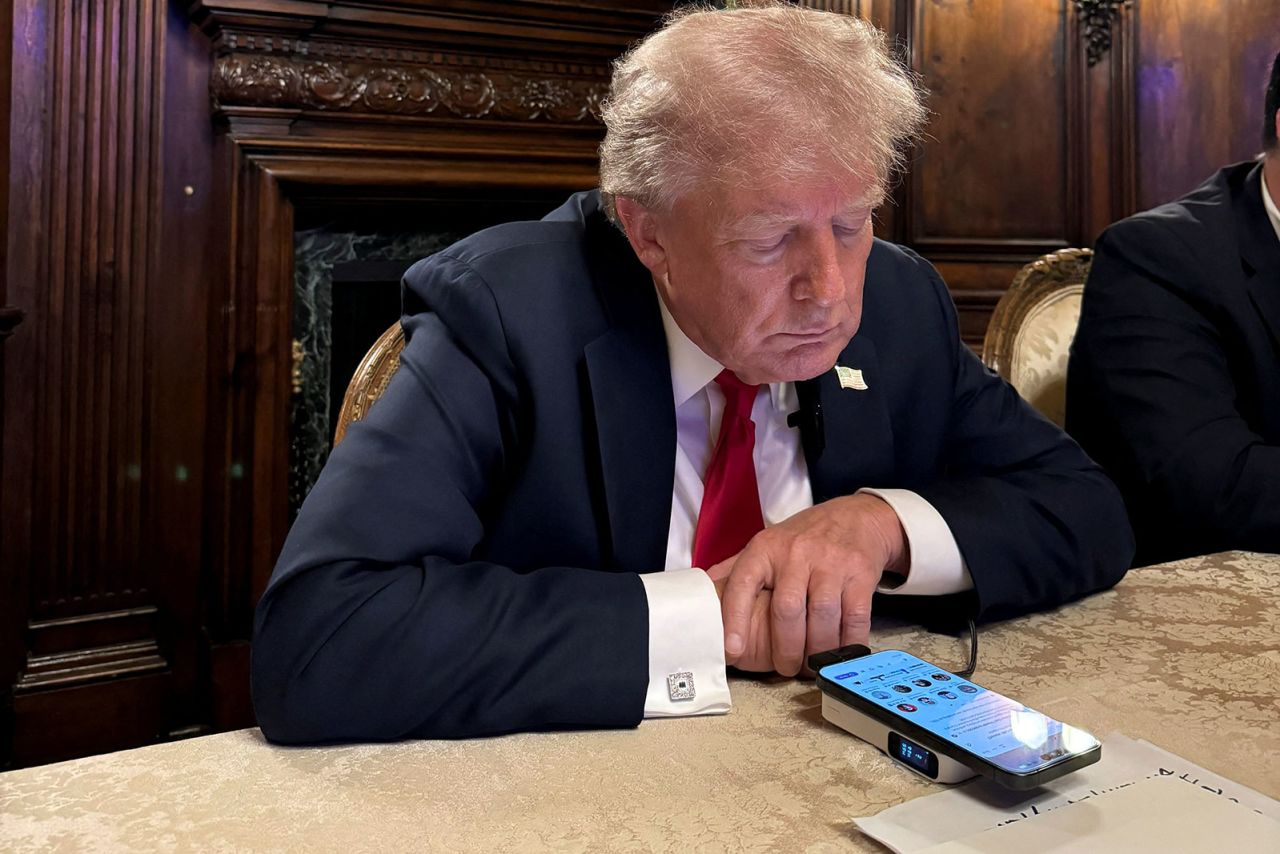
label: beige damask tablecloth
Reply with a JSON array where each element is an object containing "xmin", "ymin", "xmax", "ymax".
[{"xmin": 2, "ymin": 551, "xmax": 1277, "ymax": 852}]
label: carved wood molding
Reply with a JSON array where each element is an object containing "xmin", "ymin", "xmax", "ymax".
[
  {"xmin": 212, "ymin": 52, "xmax": 608, "ymax": 122},
  {"xmin": 1074, "ymin": 0, "xmax": 1131, "ymax": 67},
  {"xmin": 193, "ymin": 1, "xmax": 668, "ymax": 125}
]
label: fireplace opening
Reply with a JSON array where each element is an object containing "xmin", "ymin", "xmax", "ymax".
[{"xmin": 290, "ymin": 189, "xmax": 573, "ymax": 516}]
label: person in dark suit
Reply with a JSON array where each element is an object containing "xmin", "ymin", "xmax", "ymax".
[
  {"xmin": 252, "ymin": 3, "xmax": 1133, "ymax": 744},
  {"xmin": 1066, "ymin": 52, "xmax": 1280, "ymax": 567}
]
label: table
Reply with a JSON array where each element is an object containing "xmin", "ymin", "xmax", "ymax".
[{"xmin": 2, "ymin": 551, "xmax": 1277, "ymax": 852}]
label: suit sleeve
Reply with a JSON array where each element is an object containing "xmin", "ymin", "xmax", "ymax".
[
  {"xmin": 1066, "ymin": 219, "xmax": 1280, "ymax": 556},
  {"xmin": 251, "ymin": 253, "xmax": 649, "ymax": 744},
  {"xmin": 909, "ymin": 259, "xmax": 1135, "ymax": 621}
]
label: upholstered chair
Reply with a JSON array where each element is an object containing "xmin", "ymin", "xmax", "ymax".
[{"xmin": 981, "ymin": 248, "xmax": 1093, "ymax": 428}]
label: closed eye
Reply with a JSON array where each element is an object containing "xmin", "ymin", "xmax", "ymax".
[
  {"xmin": 749, "ymin": 236, "xmax": 787, "ymax": 252},
  {"xmin": 741, "ymin": 232, "xmax": 791, "ymax": 257},
  {"xmin": 834, "ymin": 220, "xmax": 869, "ymax": 239}
]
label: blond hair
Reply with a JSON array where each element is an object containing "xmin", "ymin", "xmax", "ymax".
[{"xmin": 599, "ymin": 1, "xmax": 927, "ymax": 221}]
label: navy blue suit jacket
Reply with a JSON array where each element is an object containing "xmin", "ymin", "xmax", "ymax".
[
  {"xmin": 253, "ymin": 191, "xmax": 1133, "ymax": 744},
  {"xmin": 1067, "ymin": 162, "xmax": 1280, "ymax": 565}
]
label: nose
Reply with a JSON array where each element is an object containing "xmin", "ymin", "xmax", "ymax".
[{"xmin": 792, "ymin": 230, "xmax": 844, "ymax": 308}]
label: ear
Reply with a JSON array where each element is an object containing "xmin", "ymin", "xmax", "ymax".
[{"xmin": 613, "ymin": 196, "xmax": 670, "ymax": 278}]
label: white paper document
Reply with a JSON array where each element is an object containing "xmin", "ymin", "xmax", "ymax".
[
  {"xmin": 854, "ymin": 733, "xmax": 1280, "ymax": 854},
  {"xmin": 914, "ymin": 775, "xmax": 1280, "ymax": 853}
]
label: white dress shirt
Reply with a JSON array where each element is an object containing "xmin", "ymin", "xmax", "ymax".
[
  {"xmin": 1262, "ymin": 170, "xmax": 1280, "ymax": 243},
  {"xmin": 639, "ymin": 298, "xmax": 971, "ymax": 718}
]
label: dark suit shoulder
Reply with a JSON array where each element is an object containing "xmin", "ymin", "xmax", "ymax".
[
  {"xmin": 862, "ymin": 238, "xmax": 957, "ymax": 345},
  {"xmin": 867, "ymin": 237, "xmax": 936, "ymax": 277},
  {"xmin": 433, "ymin": 190, "xmax": 601, "ymax": 269},
  {"xmin": 865, "ymin": 239, "xmax": 949, "ymax": 305},
  {"xmin": 1094, "ymin": 163, "xmax": 1252, "ymax": 289},
  {"xmin": 1117, "ymin": 161, "xmax": 1249, "ymax": 234},
  {"xmin": 1100, "ymin": 194, "xmax": 1214, "ymax": 255},
  {"xmin": 400, "ymin": 190, "xmax": 638, "ymax": 377},
  {"xmin": 402, "ymin": 191, "xmax": 612, "ymax": 310},
  {"xmin": 408, "ymin": 220, "xmax": 583, "ymax": 287}
]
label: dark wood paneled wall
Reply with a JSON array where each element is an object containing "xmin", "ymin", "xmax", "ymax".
[
  {"xmin": 866, "ymin": 0, "xmax": 1140, "ymax": 346},
  {"xmin": 1134, "ymin": 0, "xmax": 1277, "ymax": 210},
  {"xmin": 857, "ymin": 0, "xmax": 1273, "ymax": 346},
  {"xmin": 1, "ymin": 0, "xmax": 1276, "ymax": 766},
  {"xmin": 0, "ymin": 0, "xmax": 226, "ymax": 765},
  {"xmin": 914, "ymin": 1, "xmax": 1073, "ymax": 244},
  {"xmin": 3, "ymin": 0, "xmax": 174, "ymax": 764}
]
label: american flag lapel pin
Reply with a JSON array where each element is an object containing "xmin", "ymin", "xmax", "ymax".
[{"xmin": 835, "ymin": 365, "xmax": 868, "ymax": 391}]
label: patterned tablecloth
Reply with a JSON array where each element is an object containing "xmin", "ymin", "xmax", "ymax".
[{"xmin": 2, "ymin": 551, "xmax": 1277, "ymax": 852}]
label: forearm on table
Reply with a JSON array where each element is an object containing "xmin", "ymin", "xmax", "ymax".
[
  {"xmin": 917, "ymin": 466, "xmax": 1133, "ymax": 621},
  {"xmin": 253, "ymin": 557, "xmax": 650, "ymax": 743}
]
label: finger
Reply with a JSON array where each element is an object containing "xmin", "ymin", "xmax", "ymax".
[
  {"xmin": 734, "ymin": 590, "xmax": 775, "ymax": 672},
  {"xmin": 720, "ymin": 551, "xmax": 768, "ymax": 661},
  {"xmin": 769, "ymin": 564, "xmax": 810, "ymax": 677},
  {"xmin": 802, "ymin": 570, "xmax": 844, "ymax": 675},
  {"xmin": 840, "ymin": 573, "xmax": 878, "ymax": 647},
  {"xmin": 704, "ymin": 556, "xmax": 736, "ymax": 586}
]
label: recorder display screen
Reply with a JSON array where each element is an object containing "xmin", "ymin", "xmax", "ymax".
[{"xmin": 820, "ymin": 650, "xmax": 1098, "ymax": 775}]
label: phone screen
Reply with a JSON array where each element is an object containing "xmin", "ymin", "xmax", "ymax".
[{"xmin": 819, "ymin": 649, "xmax": 1098, "ymax": 776}]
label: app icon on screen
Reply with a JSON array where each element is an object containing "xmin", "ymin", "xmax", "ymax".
[
  {"xmin": 931, "ymin": 673, "xmax": 951, "ymax": 681},
  {"xmin": 872, "ymin": 691, "xmax": 891, "ymax": 700},
  {"xmin": 893, "ymin": 685, "xmax": 912, "ymax": 693},
  {"xmin": 958, "ymin": 685, "xmax": 978, "ymax": 694},
  {"xmin": 912, "ymin": 679, "xmax": 932, "ymax": 687},
  {"xmin": 938, "ymin": 690, "xmax": 958, "ymax": 700},
  {"xmin": 917, "ymin": 696, "xmax": 936, "ymax": 705},
  {"xmin": 896, "ymin": 703, "xmax": 917, "ymax": 713}
]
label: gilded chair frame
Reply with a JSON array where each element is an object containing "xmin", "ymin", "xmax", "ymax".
[{"xmin": 333, "ymin": 321, "xmax": 406, "ymax": 446}]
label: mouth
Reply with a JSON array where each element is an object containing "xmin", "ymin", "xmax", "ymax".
[{"xmin": 775, "ymin": 325, "xmax": 839, "ymax": 341}]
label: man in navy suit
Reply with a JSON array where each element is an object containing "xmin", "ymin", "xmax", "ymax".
[
  {"xmin": 252, "ymin": 3, "xmax": 1133, "ymax": 744},
  {"xmin": 1067, "ymin": 52, "xmax": 1280, "ymax": 566}
]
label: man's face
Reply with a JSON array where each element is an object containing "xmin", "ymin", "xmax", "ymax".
[{"xmin": 626, "ymin": 177, "xmax": 876, "ymax": 385}]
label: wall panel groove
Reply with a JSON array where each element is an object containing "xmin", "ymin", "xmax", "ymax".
[{"xmin": 4, "ymin": 0, "xmax": 174, "ymax": 767}]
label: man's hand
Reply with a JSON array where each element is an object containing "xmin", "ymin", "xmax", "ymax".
[
  {"xmin": 707, "ymin": 493, "xmax": 908, "ymax": 677},
  {"xmin": 710, "ymin": 574, "xmax": 774, "ymax": 671}
]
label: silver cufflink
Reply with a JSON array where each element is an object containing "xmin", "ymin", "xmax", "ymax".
[{"xmin": 667, "ymin": 671, "xmax": 696, "ymax": 702}]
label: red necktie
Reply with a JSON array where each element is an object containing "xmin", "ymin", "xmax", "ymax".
[{"xmin": 692, "ymin": 370, "xmax": 765, "ymax": 569}]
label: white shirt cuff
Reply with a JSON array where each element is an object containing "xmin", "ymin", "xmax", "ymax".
[
  {"xmin": 638, "ymin": 568, "xmax": 732, "ymax": 718},
  {"xmin": 858, "ymin": 488, "xmax": 972, "ymax": 596}
]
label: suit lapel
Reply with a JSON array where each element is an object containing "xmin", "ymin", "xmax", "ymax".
[
  {"xmin": 1236, "ymin": 164, "xmax": 1280, "ymax": 347},
  {"xmin": 582, "ymin": 212, "xmax": 675, "ymax": 574},
  {"xmin": 804, "ymin": 335, "xmax": 897, "ymax": 503}
]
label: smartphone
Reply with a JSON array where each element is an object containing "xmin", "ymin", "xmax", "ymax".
[{"xmin": 817, "ymin": 649, "xmax": 1101, "ymax": 790}]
